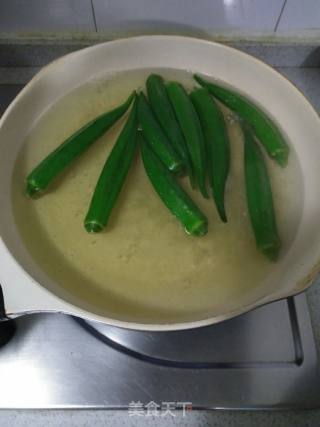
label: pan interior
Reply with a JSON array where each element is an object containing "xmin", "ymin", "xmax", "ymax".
[{"xmin": 11, "ymin": 68, "xmax": 303, "ymax": 324}]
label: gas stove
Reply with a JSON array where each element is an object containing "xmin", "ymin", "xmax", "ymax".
[
  {"xmin": 1, "ymin": 49, "xmax": 320, "ymax": 411},
  {"xmin": 0, "ymin": 294, "xmax": 319, "ymax": 409}
]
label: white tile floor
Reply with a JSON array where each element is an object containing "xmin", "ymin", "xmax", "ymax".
[
  {"xmin": 277, "ymin": 0, "xmax": 320, "ymax": 31},
  {"xmin": 0, "ymin": 0, "xmax": 319, "ymax": 33},
  {"xmin": 92, "ymin": 0, "xmax": 285, "ymax": 32},
  {"xmin": 0, "ymin": 0, "xmax": 95, "ymax": 32}
]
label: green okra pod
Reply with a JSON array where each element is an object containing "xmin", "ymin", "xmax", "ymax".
[
  {"xmin": 190, "ymin": 87, "xmax": 230, "ymax": 222},
  {"xmin": 140, "ymin": 132, "xmax": 208, "ymax": 237},
  {"xmin": 85, "ymin": 99, "xmax": 138, "ymax": 233},
  {"xmin": 26, "ymin": 92, "xmax": 135, "ymax": 197},
  {"xmin": 243, "ymin": 124, "xmax": 281, "ymax": 261},
  {"xmin": 146, "ymin": 74, "xmax": 193, "ymax": 184},
  {"xmin": 166, "ymin": 81, "xmax": 208, "ymax": 198},
  {"xmin": 194, "ymin": 74, "xmax": 289, "ymax": 167},
  {"xmin": 137, "ymin": 92, "xmax": 183, "ymax": 175}
]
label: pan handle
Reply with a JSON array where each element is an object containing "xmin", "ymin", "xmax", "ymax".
[
  {"xmin": 1, "ymin": 273, "xmax": 81, "ymax": 319},
  {"xmin": 0, "ymin": 238, "xmax": 81, "ymax": 318},
  {"xmin": 0, "ymin": 240, "xmax": 111, "ymax": 324}
]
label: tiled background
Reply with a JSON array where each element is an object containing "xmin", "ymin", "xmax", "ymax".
[{"xmin": 0, "ymin": 0, "xmax": 319, "ymax": 33}]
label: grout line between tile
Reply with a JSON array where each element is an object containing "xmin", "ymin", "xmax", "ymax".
[
  {"xmin": 274, "ymin": 0, "xmax": 288, "ymax": 32},
  {"xmin": 90, "ymin": 0, "xmax": 98, "ymax": 32}
]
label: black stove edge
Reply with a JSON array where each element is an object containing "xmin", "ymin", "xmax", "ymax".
[
  {"xmin": 76, "ymin": 296, "xmax": 306, "ymax": 369},
  {"xmin": 0, "ymin": 284, "xmax": 16, "ymax": 346}
]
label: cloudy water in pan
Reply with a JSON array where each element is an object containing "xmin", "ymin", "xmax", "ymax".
[{"xmin": 12, "ymin": 68, "xmax": 303, "ymax": 324}]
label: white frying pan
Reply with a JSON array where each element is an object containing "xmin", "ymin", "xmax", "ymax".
[{"xmin": 0, "ymin": 36, "xmax": 320, "ymax": 331}]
